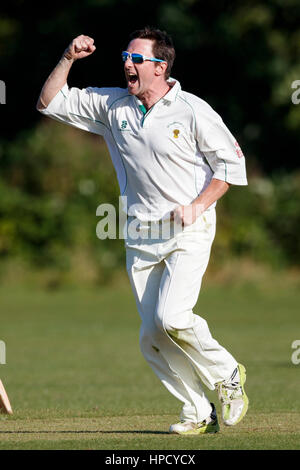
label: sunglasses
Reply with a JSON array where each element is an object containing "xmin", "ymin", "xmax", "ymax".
[{"xmin": 122, "ymin": 51, "xmax": 165, "ymax": 64}]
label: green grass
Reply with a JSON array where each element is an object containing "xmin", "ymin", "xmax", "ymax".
[{"xmin": 0, "ymin": 278, "xmax": 300, "ymax": 449}]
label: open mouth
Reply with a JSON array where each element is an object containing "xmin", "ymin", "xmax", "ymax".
[{"xmin": 127, "ymin": 73, "xmax": 138, "ymax": 85}]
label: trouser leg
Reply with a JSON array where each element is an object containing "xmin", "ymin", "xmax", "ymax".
[
  {"xmin": 126, "ymin": 247, "xmax": 212, "ymax": 422},
  {"xmin": 125, "ymin": 209, "xmax": 237, "ymax": 422},
  {"xmin": 156, "ymin": 250, "xmax": 237, "ymax": 390},
  {"xmin": 155, "ymin": 210, "xmax": 237, "ymax": 390}
]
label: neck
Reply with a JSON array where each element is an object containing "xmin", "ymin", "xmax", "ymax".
[{"xmin": 139, "ymin": 82, "xmax": 171, "ymax": 110}]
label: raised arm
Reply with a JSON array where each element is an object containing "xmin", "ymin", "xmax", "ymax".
[{"xmin": 36, "ymin": 35, "xmax": 96, "ymax": 111}]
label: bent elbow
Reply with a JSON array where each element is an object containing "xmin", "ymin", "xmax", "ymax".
[
  {"xmin": 36, "ymin": 101, "xmax": 45, "ymax": 112},
  {"xmin": 36, "ymin": 96, "xmax": 48, "ymax": 112}
]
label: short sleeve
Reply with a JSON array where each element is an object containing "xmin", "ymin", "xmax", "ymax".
[
  {"xmin": 39, "ymin": 85, "xmax": 125, "ymax": 136},
  {"xmin": 197, "ymin": 118, "xmax": 248, "ymax": 186}
]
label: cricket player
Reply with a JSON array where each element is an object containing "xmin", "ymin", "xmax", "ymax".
[{"xmin": 37, "ymin": 27, "xmax": 249, "ymax": 434}]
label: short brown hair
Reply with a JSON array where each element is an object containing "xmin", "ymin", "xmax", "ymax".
[{"xmin": 129, "ymin": 26, "xmax": 175, "ymax": 79}]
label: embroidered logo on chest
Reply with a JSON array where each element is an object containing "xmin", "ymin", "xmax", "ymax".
[
  {"xmin": 167, "ymin": 121, "xmax": 186, "ymax": 141},
  {"xmin": 118, "ymin": 119, "xmax": 131, "ymax": 132}
]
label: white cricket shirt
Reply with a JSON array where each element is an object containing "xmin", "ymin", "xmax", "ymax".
[{"xmin": 40, "ymin": 79, "xmax": 247, "ymax": 221}]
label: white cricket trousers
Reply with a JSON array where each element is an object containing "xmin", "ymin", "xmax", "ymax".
[{"xmin": 125, "ymin": 208, "xmax": 237, "ymax": 423}]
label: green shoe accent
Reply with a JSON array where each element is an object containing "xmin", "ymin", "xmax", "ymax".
[
  {"xmin": 234, "ymin": 363, "xmax": 249, "ymax": 425},
  {"xmin": 169, "ymin": 402, "xmax": 220, "ymax": 435},
  {"xmin": 217, "ymin": 363, "xmax": 249, "ymax": 426},
  {"xmin": 181, "ymin": 419, "xmax": 220, "ymax": 435}
]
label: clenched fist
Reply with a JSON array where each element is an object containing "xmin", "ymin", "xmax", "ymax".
[
  {"xmin": 63, "ymin": 35, "xmax": 96, "ymax": 61},
  {"xmin": 170, "ymin": 203, "xmax": 204, "ymax": 227}
]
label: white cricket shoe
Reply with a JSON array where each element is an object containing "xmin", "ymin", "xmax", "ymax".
[
  {"xmin": 169, "ymin": 403, "xmax": 219, "ymax": 435},
  {"xmin": 216, "ymin": 363, "xmax": 248, "ymax": 426}
]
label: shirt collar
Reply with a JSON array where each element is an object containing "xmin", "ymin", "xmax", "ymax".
[
  {"xmin": 163, "ymin": 78, "xmax": 181, "ymax": 103},
  {"xmin": 133, "ymin": 78, "xmax": 181, "ymax": 108}
]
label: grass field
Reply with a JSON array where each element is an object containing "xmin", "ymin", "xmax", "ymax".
[{"xmin": 0, "ymin": 276, "xmax": 300, "ymax": 450}]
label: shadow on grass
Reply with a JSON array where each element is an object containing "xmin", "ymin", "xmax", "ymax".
[{"xmin": 0, "ymin": 430, "xmax": 169, "ymax": 435}]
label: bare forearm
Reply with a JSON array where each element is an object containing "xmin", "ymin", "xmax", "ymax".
[
  {"xmin": 36, "ymin": 56, "xmax": 74, "ymax": 110},
  {"xmin": 36, "ymin": 35, "xmax": 96, "ymax": 111},
  {"xmin": 172, "ymin": 178, "xmax": 230, "ymax": 226},
  {"xmin": 192, "ymin": 178, "xmax": 230, "ymax": 214}
]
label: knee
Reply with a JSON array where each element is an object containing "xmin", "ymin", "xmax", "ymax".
[
  {"xmin": 139, "ymin": 322, "xmax": 162, "ymax": 348},
  {"xmin": 139, "ymin": 325, "xmax": 165, "ymax": 361},
  {"xmin": 154, "ymin": 306, "xmax": 175, "ymax": 334},
  {"xmin": 155, "ymin": 305, "xmax": 194, "ymax": 336}
]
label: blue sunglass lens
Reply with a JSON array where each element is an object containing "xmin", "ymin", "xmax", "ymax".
[
  {"xmin": 121, "ymin": 52, "xmax": 144, "ymax": 63},
  {"xmin": 131, "ymin": 54, "xmax": 144, "ymax": 63}
]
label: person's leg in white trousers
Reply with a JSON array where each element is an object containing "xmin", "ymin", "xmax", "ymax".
[{"xmin": 125, "ymin": 209, "xmax": 237, "ymax": 423}]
